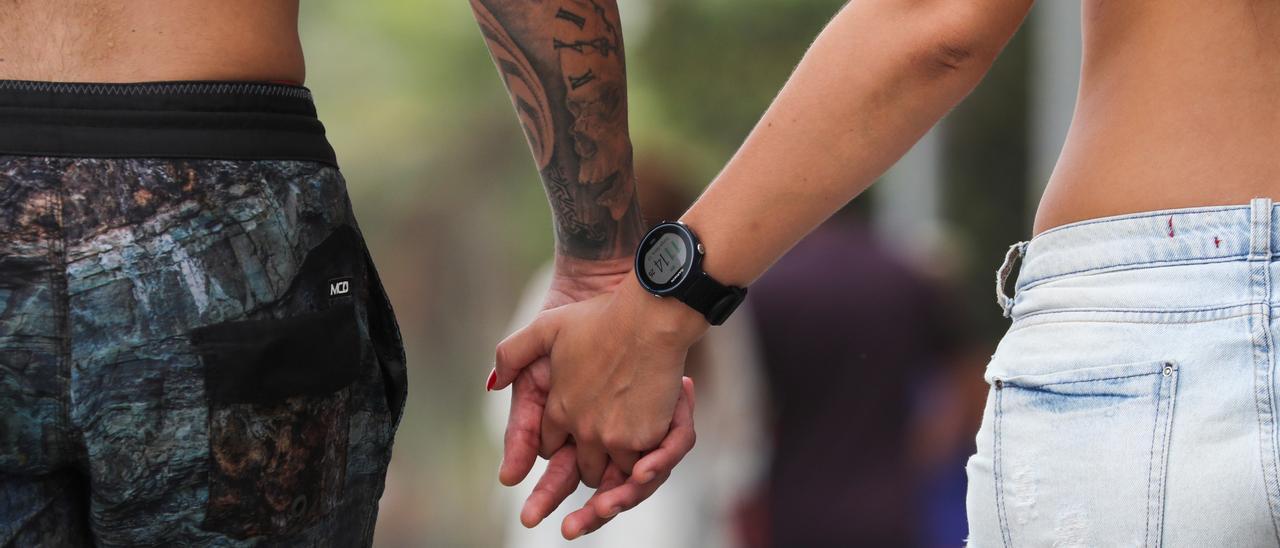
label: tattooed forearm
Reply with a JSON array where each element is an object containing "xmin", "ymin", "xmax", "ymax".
[{"xmin": 471, "ymin": 0, "xmax": 642, "ymax": 261}]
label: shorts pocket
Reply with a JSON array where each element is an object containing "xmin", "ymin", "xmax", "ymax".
[
  {"xmin": 190, "ymin": 225, "xmax": 367, "ymax": 539},
  {"xmin": 192, "ymin": 305, "xmax": 358, "ymax": 540},
  {"xmin": 992, "ymin": 360, "xmax": 1179, "ymax": 547}
]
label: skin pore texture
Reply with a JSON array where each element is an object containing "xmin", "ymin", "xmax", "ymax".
[{"xmin": 0, "ymin": 0, "xmax": 305, "ymax": 83}]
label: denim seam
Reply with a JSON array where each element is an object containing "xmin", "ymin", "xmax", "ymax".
[
  {"xmin": 1030, "ymin": 205, "xmax": 1250, "ymax": 240},
  {"xmin": 1268, "ymin": 303, "xmax": 1280, "ymax": 545},
  {"xmin": 1152, "ymin": 366, "xmax": 1177, "ymax": 546},
  {"xmin": 1143, "ymin": 373, "xmax": 1161, "ymax": 547},
  {"xmin": 1251, "ymin": 303, "xmax": 1276, "ymax": 542},
  {"xmin": 993, "ymin": 387, "xmax": 1011, "ymax": 547},
  {"xmin": 1265, "ymin": 199, "xmax": 1280, "ymax": 544},
  {"xmin": 1143, "ymin": 366, "xmax": 1172, "ymax": 547},
  {"xmin": 1015, "ymin": 302, "xmax": 1253, "ymax": 320},
  {"xmin": 1268, "ymin": 270, "xmax": 1280, "ymax": 544},
  {"xmin": 1007, "ymin": 312, "xmax": 1253, "ymax": 333},
  {"xmin": 1245, "ymin": 197, "xmax": 1280, "ymax": 544},
  {"xmin": 1006, "ymin": 370, "xmax": 1163, "ymax": 388},
  {"xmin": 1018, "ymin": 256, "xmax": 1246, "ymax": 292}
]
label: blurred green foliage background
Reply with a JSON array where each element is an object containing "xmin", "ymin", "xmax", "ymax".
[{"xmin": 299, "ymin": 1, "xmax": 1035, "ymax": 545}]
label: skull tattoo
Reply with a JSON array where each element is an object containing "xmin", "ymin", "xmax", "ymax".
[{"xmin": 556, "ymin": 0, "xmax": 635, "ymax": 223}]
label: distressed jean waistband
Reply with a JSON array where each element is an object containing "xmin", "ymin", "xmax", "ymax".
[{"xmin": 996, "ymin": 198, "xmax": 1280, "ymax": 317}]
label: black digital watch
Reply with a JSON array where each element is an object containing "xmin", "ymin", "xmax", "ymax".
[{"xmin": 634, "ymin": 221, "xmax": 747, "ymax": 326}]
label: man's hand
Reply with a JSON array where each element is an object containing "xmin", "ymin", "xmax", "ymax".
[{"xmin": 492, "ymin": 278, "xmax": 707, "ymax": 487}]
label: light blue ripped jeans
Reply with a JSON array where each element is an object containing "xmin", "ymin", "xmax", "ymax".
[{"xmin": 966, "ymin": 198, "xmax": 1280, "ymax": 547}]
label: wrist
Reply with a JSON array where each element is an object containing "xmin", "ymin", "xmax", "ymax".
[
  {"xmin": 552, "ymin": 253, "xmax": 633, "ymax": 279},
  {"xmin": 618, "ymin": 273, "xmax": 710, "ymax": 350},
  {"xmin": 547, "ymin": 254, "xmax": 633, "ymax": 303}
]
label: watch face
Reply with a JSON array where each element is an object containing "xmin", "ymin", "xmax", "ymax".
[
  {"xmin": 636, "ymin": 222, "xmax": 698, "ymax": 293},
  {"xmin": 644, "ymin": 232, "xmax": 688, "ymax": 285}
]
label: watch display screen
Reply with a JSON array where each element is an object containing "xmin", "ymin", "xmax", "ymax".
[{"xmin": 644, "ymin": 232, "xmax": 688, "ymax": 285}]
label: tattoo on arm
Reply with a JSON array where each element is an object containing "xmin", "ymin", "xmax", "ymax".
[{"xmin": 471, "ymin": 0, "xmax": 643, "ymax": 261}]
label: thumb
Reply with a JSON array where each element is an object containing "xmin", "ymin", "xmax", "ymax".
[
  {"xmin": 490, "ymin": 310, "xmax": 561, "ymax": 391},
  {"xmin": 681, "ymin": 376, "xmax": 696, "ymax": 413}
]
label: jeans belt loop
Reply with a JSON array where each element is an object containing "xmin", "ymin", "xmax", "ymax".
[
  {"xmin": 1249, "ymin": 197, "xmax": 1274, "ymax": 260},
  {"xmin": 996, "ymin": 241, "xmax": 1028, "ymax": 318}
]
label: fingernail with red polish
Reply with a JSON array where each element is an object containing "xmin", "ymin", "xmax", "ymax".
[{"xmin": 486, "ymin": 368, "xmax": 497, "ymax": 391}]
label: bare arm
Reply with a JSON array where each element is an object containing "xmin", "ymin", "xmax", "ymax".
[
  {"xmin": 683, "ymin": 0, "xmax": 1034, "ymax": 289},
  {"xmin": 469, "ymin": 0, "xmax": 642, "ymax": 267},
  {"xmin": 491, "ymin": 0, "xmax": 1035, "ymax": 535},
  {"xmin": 472, "ymin": 1, "xmax": 676, "ymax": 537},
  {"xmin": 495, "ymin": 0, "xmax": 1034, "ymax": 514}
]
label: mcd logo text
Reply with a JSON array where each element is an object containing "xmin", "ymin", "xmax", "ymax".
[{"xmin": 329, "ymin": 277, "xmax": 352, "ymax": 297}]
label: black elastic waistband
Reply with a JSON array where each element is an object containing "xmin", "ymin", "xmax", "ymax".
[{"xmin": 0, "ymin": 80, "xmax": 337, "ymax": 167}]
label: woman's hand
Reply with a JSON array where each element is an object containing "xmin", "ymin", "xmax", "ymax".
[
  {"xmin": 491, "ymin": 275, "xmax": 708, "ymax": 487},
  {"xmin": 494, "ymin": 254, "xmax": 632, "ymax": 487}
]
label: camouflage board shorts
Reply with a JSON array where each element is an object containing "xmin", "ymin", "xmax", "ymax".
[{"xmin": 0, "ymin": 81, "xmax": 408, "ymax": 546}]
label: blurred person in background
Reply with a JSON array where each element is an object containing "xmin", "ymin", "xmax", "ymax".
[
  {"xmin": 746, "ymin": 202, "xmax": 988, "ymax": 546},
  {"xmin": 491, "ymin": 0, "xmax": 1280, "ymax": 544},
  {"xmin": 487, "ymin": 160, "xmax": 768, "ymax": 548}
]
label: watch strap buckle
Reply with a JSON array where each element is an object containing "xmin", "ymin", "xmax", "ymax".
[{"xmin": 706, "ymin": 286, "xmax": 747, "ymax": 326}]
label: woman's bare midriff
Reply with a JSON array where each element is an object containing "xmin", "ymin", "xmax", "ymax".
[
  {"xmin": 1034, "ymin": 0, "xmax": 1280, "ymax": 236},
  {"xmin": 0, "ymin": 0, "xmax": 304, "ymax": 84}
]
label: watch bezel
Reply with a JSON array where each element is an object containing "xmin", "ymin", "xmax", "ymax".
[{"xmin": 635, "ymin": 221, "xmax": 702, "ymax": 295}]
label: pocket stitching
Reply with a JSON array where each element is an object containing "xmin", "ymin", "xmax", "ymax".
[
  {"xmin": 1146, "ymin": 364, "xmax": 1178, "ymax": 546},
  {"xmin": 1024, "ymin": 371, "xmax": 1163, "ymax": 388},
  {"xmin": 993, "ymin": 361, "xmax": 1178, "ymax": 547},
  {"xmin": 1143, "ymin": 370, "xmax": 1165, "ymax": 547},
  {"xmin": 994, "ymin": 386, "xmax": 1013, "ymax": 547},
  {"xmin": 997, "ymin": 360, "xmax": 1171, "ymax": 389}
]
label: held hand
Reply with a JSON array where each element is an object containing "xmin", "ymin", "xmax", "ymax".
[
  {"xmin": 498, "ymin": 253, "xmax": 645, "ymax": 477},
  {"xmin": 557, "ymin": 376, "xmax": 697, "ymax": 539},
  {"xmin": 492, "ymin": 278, "xmax": 708, "ymax": 486},
  {"xmin": 494, "ymin": 255, "xmax": 633, "ymax": 485},
  {"xmin": 524, "ymin": 377, "xmax": 698, "ymax": 540},
  {"xmin": 494, "ymin": 360, "xmax": 698, "ymax": 538}
]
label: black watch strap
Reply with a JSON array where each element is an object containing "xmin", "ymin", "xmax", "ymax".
[{"xmin": 677, "ymin": 272, "xmax": 748, "ymax": 326}]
